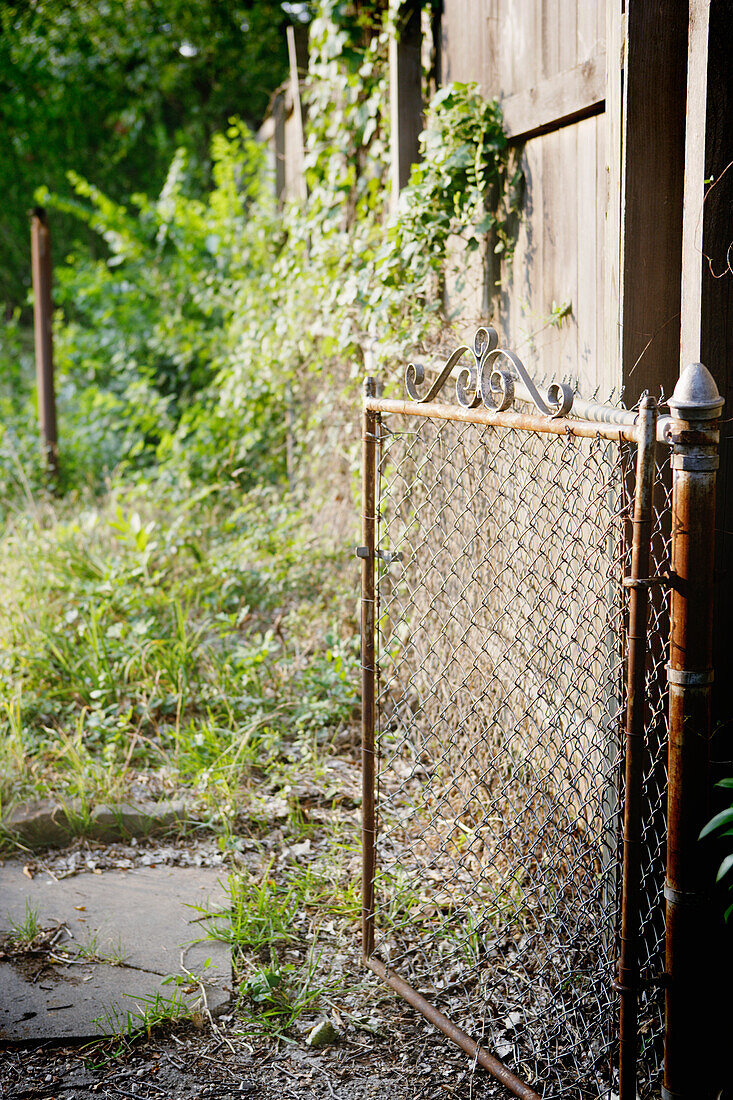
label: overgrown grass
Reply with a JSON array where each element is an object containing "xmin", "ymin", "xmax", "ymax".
[
  {"xmin": 96, "ymin": 986, "xmax": 193, "ymax": 1042},
  {"xmin": 193, "ymin": 851, "xmax": 360, "ymax": 1039},
  {"xmin": 0, "ymin": 1, "xmax": 524, "ymax": 1049},
  {"xmin": 0, "ymin": 478, "xmax": 359, "ymax": 833},
  {"xmin": 5, "ymin": 900, "xmax": 42, "ymax": 947},
  {"xmin": 0, "ymin": 470, "xmax": 366, "ymax": 1040}
]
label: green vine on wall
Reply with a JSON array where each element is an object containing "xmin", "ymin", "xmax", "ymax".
[
  {"xmin": 392, "ymin": 82, "xmax": 520, "ymax": 281},
  {"xmin": 288, "ymin": 3, "xmax": 521, "ymax": 369}
]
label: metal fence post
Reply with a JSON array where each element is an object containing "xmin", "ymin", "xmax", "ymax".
[
  {"xmin": 618, "ymin": 396, "xmax": 658, "ymax": 1100},
  {"xmin": 663, "ymin": 362, "xmax": 723, "ymax": 1100},
  {"xmin": 30, "ymin": 206, "xmax": 58, "ymax": 481},
  {"xmin": 361, "ymin": 377, "xmax": 378, "ymax": 961}
]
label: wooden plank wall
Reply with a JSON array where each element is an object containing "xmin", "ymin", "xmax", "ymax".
[
  {"xmin": 440, "ymin": 0, "xmax": 612, "ymax": 398},
  {"xmin": 686, "ymin": 0, "xmax": 733, "ymax": 881}
]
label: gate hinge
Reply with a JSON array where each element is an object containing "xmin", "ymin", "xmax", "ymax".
[
  {"xmin": 356, "ymin": 546, "xmax": 403, "ymax": 564},
  {"xmin": 622, "ymin": 572, "xmax": 671, "ymax": 590},
  {"xmin": 664, "ymin": 882, "xmax": 711, "ymax": 907},
  {"xmin": 611, "ymin": 971, "xmax": 668, "ymax": 994}
]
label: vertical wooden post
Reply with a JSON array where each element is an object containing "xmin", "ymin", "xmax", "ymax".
[
  {"xmin": 617, "ymin": 3, "xmax": 688, "ymax": 404},
  {"xmin": 603, "ymin": 0, "xmax": 624, "ymax": 386},
  {"xmin": 608, "ymin": 24, "xmax": 689, "ymax": 1061},
  {"xmin": 272, "ymin": 91, "xmax": 287, "ymax": 206},
  {"xmin": 664, "ymin": 363, "xmax": 723, "ymax": 1100},
  {"xmin": 30, "ymin": 206, "xmax": 58, "ymax": 481},
  {"xmin": 286, "ymin": 24, "xmax": 307, "ymax": 203},
  {"xmin": 679, "ymin": 0, "xmax": 711, "ymax": 370},
  {"xmin": 389, "ymin": 0, "xmax": 422, "ymax": 213}
]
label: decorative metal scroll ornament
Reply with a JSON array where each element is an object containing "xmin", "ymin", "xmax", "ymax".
[{"xmin": 405, "ymin": 326, "xmax": 574, "ymax": 417}]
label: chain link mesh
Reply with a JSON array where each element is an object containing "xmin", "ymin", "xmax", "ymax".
[{"xmin": 369, "ymin": 413, "xmax": 671, "ymax": 1099}]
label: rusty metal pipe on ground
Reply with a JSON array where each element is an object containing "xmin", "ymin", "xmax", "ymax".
[{"xmin": 366, "ymin": 958, "xmax": 542, "ymax": 1100}]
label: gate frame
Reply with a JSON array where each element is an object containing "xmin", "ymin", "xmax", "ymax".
[
  {"xmin": 359, "ymin": 336, "xmax": 722, "ymax": 1100},
  {"xmin": 663, "ymin": 363, "xmax": 723, "ymax": 1100}
]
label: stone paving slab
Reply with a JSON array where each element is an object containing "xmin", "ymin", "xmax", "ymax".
[
  {"xmin": 2, "ymin": 798, "xmax": 188, "ymax": 849},
  {"xmin": 0, "ymin": 864, "xmax": 232, "ymax": 1041}
]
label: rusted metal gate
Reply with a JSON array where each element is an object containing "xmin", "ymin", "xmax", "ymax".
[{"xmin": 359, "ymin": 328, "xmax": 722, "ymax": 1100}]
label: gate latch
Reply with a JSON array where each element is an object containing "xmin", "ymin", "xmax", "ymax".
[{"xmin": 356, "ymin": 546, "xmax": 403, "ymax": 564}]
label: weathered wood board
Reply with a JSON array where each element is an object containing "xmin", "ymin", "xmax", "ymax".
[{"xmin": 440, "ymin": 0, "xmax": 611, "ymax": 398}]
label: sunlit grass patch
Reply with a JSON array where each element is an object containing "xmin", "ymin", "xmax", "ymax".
[{"xmin": 0, "ymin": 483, "xmax": 359, "ymax": 836}]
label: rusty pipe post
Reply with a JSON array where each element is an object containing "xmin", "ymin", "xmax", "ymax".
[
  {"xmin": 30, "ymin": 207, "xmax": 58, "ymax": 481},
  {"xmin": 361, "ymin": 377, "xmax": 379, "ymax": 961},
  {"xmin": 663, "ymin": 363, "xmax": 723, "ymax": 1100},
  {"xmin": 617, "ymin": 396, "xmax": 658, "ymax": 1100}
]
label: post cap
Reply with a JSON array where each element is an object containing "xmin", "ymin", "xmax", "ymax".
[{"xmin": 668, "ymin": 362, "xmax": 724, "ymax": 420}]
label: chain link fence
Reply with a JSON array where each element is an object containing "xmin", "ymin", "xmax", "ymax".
[{"xmin": 364, "ymin": 412, "xmax": 672, "ymax": 1098}]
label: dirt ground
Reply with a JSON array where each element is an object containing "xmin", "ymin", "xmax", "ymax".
[
  {"xmin": 0, "ymin": 832, "xmax": 508, "ymax": 1100},
  {"xmin": 0, "ymin": 1000, "xmax": 508, "ymax": 1100}
]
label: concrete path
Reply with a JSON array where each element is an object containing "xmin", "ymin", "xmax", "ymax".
[{"xmin": 0, "ymin": 864, "xmax": 232, "ymax": 1041}]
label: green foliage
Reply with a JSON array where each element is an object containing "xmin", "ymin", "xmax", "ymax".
[
  {"xmin": 392, "ymin": 82, "xmax": 518, "ymax": 276},
  {"xmin": 268, "ymin": 18, "xmax": 519, "ymax": 377},
  {"xmin": 35, "ymin": 121, "xmax": 284, "ymax": 490},
  {"xmin": 0, "ymin": 1, "xmax": 521, "ymax": 1053},
  {"xmin": 0, "ymin": 0, "xmax": 516, "ymax": 870},
  {"xmin": 0, "ymin": 0, "xmax": 295, "ymax": 307},
  {"xmin": 304, "ymin": 1, "xmax": 390, "ymax": 226},
  {"xmin": 0, "ymin": 311, "xmax": 45, "ymax": 508},
  {"xmin": 6, "ymin": 901, "xmax": 42, "ymax": 948},
  {"xmin": 3, "ymin": 0, "xmax": 518, "ymax": 500},
  {"xmin": 700, "ymin": 777, "xmax": 733, "ymax": 922},
  {"xmin": 201, "ymin": 866, "xmax": 299, "ymax": 952},
  {"xmin": 0, "ymin": 485, "xmax": 359, "ymax": 819},
  {"xmin": 1, "ymin": 0, "xmax": 517, "ymax": 828},
  {"xmin": 200, "ymin": 863, "xmax": 344, "ymax": 1038},
  {"xmin": 237, "ymin": 949, "xmax": 331, "ymax": 1036},
  {"xmin": 97, "ymin": 986, "xmax": 192, "ymax": 1040}
]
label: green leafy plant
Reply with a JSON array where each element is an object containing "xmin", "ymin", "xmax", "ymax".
[
  {"xmin": 97, "ymin": 986, "xmax": 192, "ymax": 1040},
  {"xmin": 237, "ymin": 948, "xmax": 338, "ymax": 1037},
  {"xmin": 5, "ymin": 901, "xmax": 42, "ymax": 947},
  {"xmin": 33, "ymin": 119, "xmax": 284, "ymax": 492},
  {"xmin": 0, "ymin": 10, "xmax": 519, "ymax": 1053},
  {"xmin": 74, "ymin": 930, "xmax": 129, "ymax": 967},
  {"xmin": 4, "ymin": 0, "xmax": 518, "ymax": 508},
  {"xmin": 197, "ymin": 865, "xmax": 299, "ymax": 953},
  {"xmin": 700, "ymin": 778, "xmax": 733, "ymax": 921},
  {"xmin": 0, "ymin": 0, "xmax": 295, "ymax": 308},
  {"xmin": 390, "ymin": 82, "xmax": 519, "ymax": 278}
]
